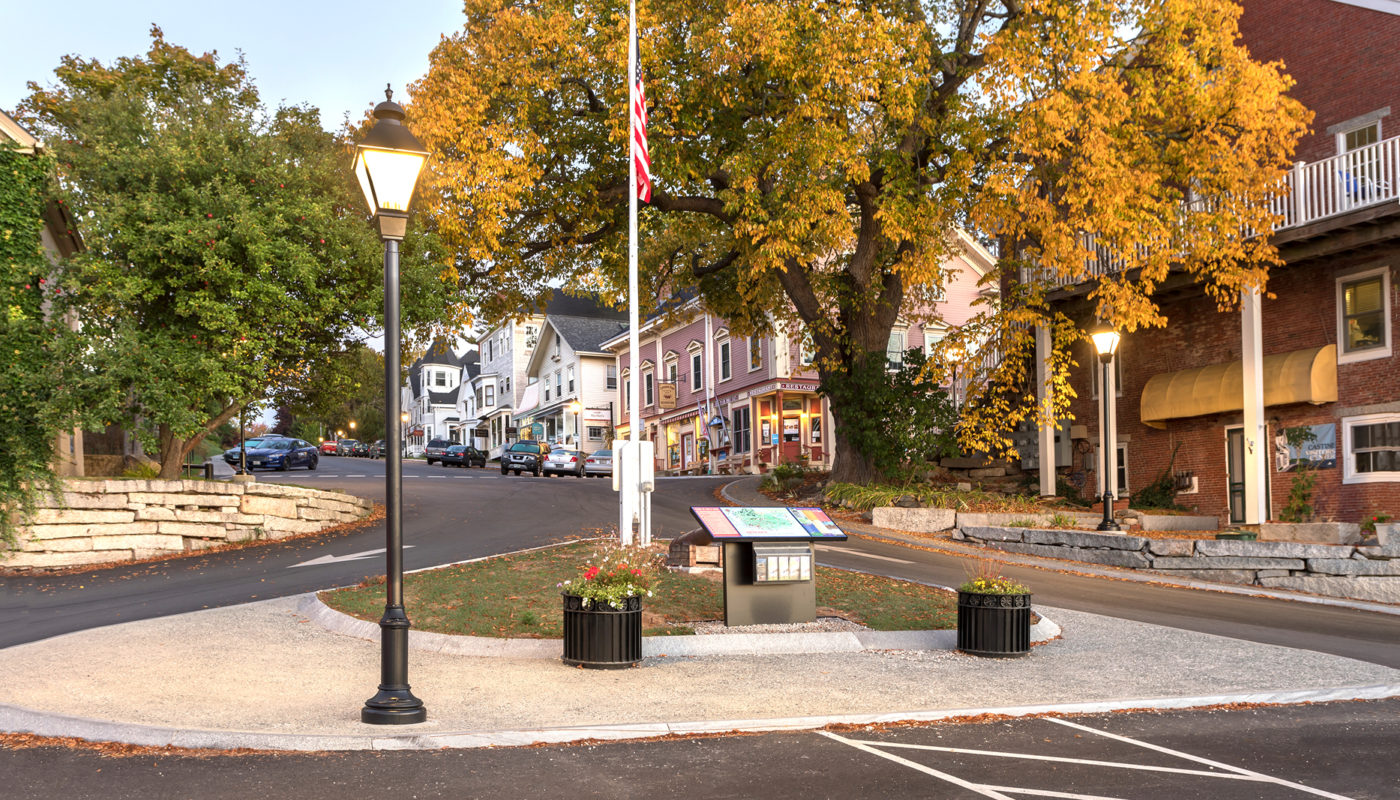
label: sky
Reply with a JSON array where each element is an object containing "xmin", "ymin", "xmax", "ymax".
[{"xmin": 2, "ymin": 1, "xmax": 465, "ymax": 132}]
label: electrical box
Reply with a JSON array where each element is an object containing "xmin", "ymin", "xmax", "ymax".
[
  {"xmin": 752, "ymin": 543, "xmax": 813, "ymax": 584},
  {"xmin": 1015, "ymin": 418, "xmax": 1072, "ymax": 470}
]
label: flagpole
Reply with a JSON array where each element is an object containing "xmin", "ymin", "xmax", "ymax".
[{"xmin": 625, "ymin": 0, "xmax": 644, "ymax": 545}]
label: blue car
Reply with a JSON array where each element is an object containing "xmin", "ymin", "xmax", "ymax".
[{"xmin": 223, "ymin": 436, "xmax": 319, "ymax": 472}]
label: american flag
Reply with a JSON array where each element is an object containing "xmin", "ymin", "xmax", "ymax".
[{"xmin": 633, "ymin": 74, "xmax": 652, "ymax": 203}]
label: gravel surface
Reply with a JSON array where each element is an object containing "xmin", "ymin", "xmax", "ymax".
[
  {"xmin": 692, "ymin": 617, "xmax": 867, "ymax": 635},
  {"xmin": 1, "ymin": 595, "xmax": 1396, "ymax": 740}
]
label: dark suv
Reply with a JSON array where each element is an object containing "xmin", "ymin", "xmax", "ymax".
[
  {"xmin": 423, "ymin": 439, "xmax": 453, "ymax": 465},
  {"xmin": 500, "ymin": 440, "xmax": 547, "ymax": 476}
]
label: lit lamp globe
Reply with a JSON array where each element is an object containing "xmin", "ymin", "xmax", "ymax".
[
  {"xmin": 1090, "ymin": 321, "xmax": 1121, "ymax": 364},
  {"xmin": 354, "ymin": 87, "xmax": 429, "ymax": 240}
]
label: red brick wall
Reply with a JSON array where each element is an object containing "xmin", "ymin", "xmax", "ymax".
[
  {"xmin": 1239, "ymin": 0, "xmax": 1400, "ymax": 163},
  {"xmin": 1067, "ymin": 250, "xmax": 1400, "ymax": 524}
]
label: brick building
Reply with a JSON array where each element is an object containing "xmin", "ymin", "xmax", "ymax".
[{"xmin": 1037, "ymin": 0, "xmax": 1400, "ymax": 525}]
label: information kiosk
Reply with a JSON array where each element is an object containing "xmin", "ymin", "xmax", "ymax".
[{"xmin": 689, "ymin": 506, "xmax": 848, "ymax": 626}]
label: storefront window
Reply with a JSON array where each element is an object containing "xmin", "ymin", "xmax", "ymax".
[{"xmin": 733, "ymin": 407, "xmax": 751, "ymax": 453}]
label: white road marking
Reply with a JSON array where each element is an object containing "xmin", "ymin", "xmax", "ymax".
[
  {"xmin": 1045, "ymin": 718, "xmax": 1358, "ymax": 799},
  {"xmin": 814, "ymin": 545, "xmax": 913, "ymax": 564},
  {"xmin": 977, "ymin": 786, "xmax": 1128, "ymax": 800},
  {"xmin": 817, "ymin": 731, "xmax": 1018, "ymax": 799},
  {"xmin": 288, "ymin": 545, "xmax": 415, "ymax": 569},
  {"xmin": 839, "ymin": 739, "xmax": 1259, "ymax": 780}
]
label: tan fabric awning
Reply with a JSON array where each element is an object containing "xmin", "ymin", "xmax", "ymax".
[{"xmin": 1140, "ymin": 345, "xmax": 1337, "ymax": 429}]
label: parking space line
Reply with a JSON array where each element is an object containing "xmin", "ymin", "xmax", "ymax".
[
  {"xmin": 847, "ymin": 740, "xmax": 1259, "ymax": 780},
  {"xmin": 817, "ymin": 731, "xmax": 1018, "ymax": 799},
  {"xmin": 1045, "ymin": 719, "xmax": 1357, "ymax": 799},
  {"xmin": 975, "ymin": 786, "xmax": 1127, "ymax": 800}
]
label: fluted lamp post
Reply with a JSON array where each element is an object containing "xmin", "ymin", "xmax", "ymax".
[
  {"xmin": 355, "ymin": 85, "xmax": 430, "ymax": 725},
  {"xmin": 946, "ymin": 344, "xmax": 965, "ymax": 415},
  {"xmin": 568, "ymin": 400, "xmax": 583, "ymax": 445},
  {"xmin": 1090, "ymin": 321, "xmax": 1122, "ymax": 532}
]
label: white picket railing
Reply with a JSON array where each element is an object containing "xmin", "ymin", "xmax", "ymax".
[{"xmin": 1043, "ymin": 135, "xmax": 1399, "ymax": 288}]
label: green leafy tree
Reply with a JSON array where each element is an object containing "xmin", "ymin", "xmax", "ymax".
[
  {"xmin": 20, "ymin": 28, "xmax": 442, "ymax": 478},
  {"xmin": 411, "ymin": 0, "xmax": 1306, "ymax": 483},
  {"xmin": 283, "ymin": 343, "xmax": 389, "ymax": 443}
]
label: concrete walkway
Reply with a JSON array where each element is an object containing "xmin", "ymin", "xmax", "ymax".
[{"xmin": 1, "ymin": 478, "xmax": 1397, "ymax": 751}]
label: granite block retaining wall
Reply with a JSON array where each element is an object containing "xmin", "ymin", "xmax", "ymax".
[
  {"xmin": 954, "ymin": 525, "xmax": 1400, "ymax": 604},
  {"xmin": 3, "ymin": 479, "xmax": 374, "ymax": 571}
]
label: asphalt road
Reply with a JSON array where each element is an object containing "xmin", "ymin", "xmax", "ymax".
[
  {"xmin": 0, "ymin": 457, "xmax": 729, "ymax": 649},
  {"xmin": 5, "ymin": 458, "xmax": 1399, "ymax": 670},
  {"xmin": 5, "ymin": 700, "xmax": 1394, "ymax": 799}
]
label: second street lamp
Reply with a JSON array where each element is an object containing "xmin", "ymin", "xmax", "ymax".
[
  {"xmin": 355, "ymin": 85, "xmax": 429, "ymax": 726},
  {"xmin": 1090, "ymin": 321, "xmax": 1122, "ymax": 532}
]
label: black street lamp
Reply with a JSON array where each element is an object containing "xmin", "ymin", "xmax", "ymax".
[
  {"xmin": 946, "ymin": 344, "xmax": 965, "ymax": 415},
  {"xmin": 1090, "ymin": 321, "xmax": 1122, "ymax": 532},
  {"xmin": 355, "ymin": 85, "xmax": 429, "ymax": 725}
]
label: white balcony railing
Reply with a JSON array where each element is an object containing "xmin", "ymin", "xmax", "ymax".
[{"xmin": 1041, "ymin": 134, "xmax": 1400, "ymax": 289}]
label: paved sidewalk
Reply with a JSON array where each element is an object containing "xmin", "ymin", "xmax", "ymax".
[{"xmin": 1, "ymin": 477, "xmax": 1397, "ymax": 751}]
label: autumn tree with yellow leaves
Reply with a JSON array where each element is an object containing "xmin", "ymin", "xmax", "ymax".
[{"xmin": 411, "ymin": 0, "xmax": 1307, "ymax": 483}]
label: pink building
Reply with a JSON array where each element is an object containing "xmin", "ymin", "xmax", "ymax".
[{"xmin": 602, "ymin": 235, "xmax": 995, "ymax": 474}]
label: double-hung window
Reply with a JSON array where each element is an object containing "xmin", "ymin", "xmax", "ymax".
[
  {"xmin": 1337, "ymin": 268, "xmax": 1391, "ymax": 363},
  {"xmin": 644, "ymin": 372, "xmax": 654, "ymax": 406},
  {"xmin": 719, "ymin": 340, "xmax": 732, "ymax": 381},
  {"xmin": 748, "ymin": 338, "xmax": 762, "ymax": 371},
  {"xmin": 606, "ymin": 364, "xmax": 617, "ymax": 390},
  {"xmin": 1343, "ymin": 415, "xmax": 1400, "ymax": 484},
  {"xmin": 691, "ymin": 351, "xmax": 703, "ymax": 391}
]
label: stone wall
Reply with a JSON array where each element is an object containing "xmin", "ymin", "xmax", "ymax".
[
  {"xmin": 4, "ymin": 479, "xmax": 374, "ymax": 571},
  {"xmin": 955, "ymin": 525, "xmax": 1400, "ymax": 604}
]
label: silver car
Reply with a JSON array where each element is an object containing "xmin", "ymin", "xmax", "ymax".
[
  {"xmin": 583, "ymin": 449, "xmax": 613, "ymax": 478},
  {"xmin": 542, "ymin": 448, "xmax": 585, "ymax": 477}
]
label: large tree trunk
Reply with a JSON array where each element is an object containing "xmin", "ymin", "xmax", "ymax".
[
  {"xmin": 827, "ymin": 404, "xmax": 880, "ymax": 484},
  {"xmin": 156, "ymin": 402, "xmax": 244, "ymax": 479}
]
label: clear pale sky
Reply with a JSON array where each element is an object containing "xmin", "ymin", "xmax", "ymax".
[{"xmin": 2, "ymin": 1, "xmax": 466, "ymax": 130}]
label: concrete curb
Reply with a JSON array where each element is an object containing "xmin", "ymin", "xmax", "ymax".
[
  {"xmin": 4, "ymin": 684, "xmax": 1395, "ymax": 752},
  {"xmin": 298, "ymin": 593, "xmax": 1063, "ymax": 658}
]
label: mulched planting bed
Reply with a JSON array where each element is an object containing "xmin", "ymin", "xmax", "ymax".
[{"xmin": 320, "ymin": 539, "xmax": 958, "ymax": 638}]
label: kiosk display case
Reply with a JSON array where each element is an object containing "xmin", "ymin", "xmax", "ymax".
[{"xmin": 689, "ymin": 506, "xmax": 847, "ymax": 626}]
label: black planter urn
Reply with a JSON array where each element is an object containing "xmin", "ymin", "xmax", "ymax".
[
  {"xmin": 561, "ymin": 594, "xmax": 643, "ymax": 669},
  {"xmin": 957, "ymin": 591, "xmax": 1032, "ymax": 658}
]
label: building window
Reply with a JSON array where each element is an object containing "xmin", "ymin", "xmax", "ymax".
[
  {"xmin": 1343, "ymin": 414, "xmax": 1400, "ymax": 484},
  {"xmin": 886, "ymin": 331, "xmax": 905, "ymax": 370},
  {"xmin": 644, "ymin": 372, "xmax": 654, "ymax": 406},
  {"xmin": 625, "ymin": 379, "xmax": 631, "ymax": 411},
  {"xmin": 555, "ymin": 332, "xmax": 561, "ymax": 350},
  {"xmin": 1338, "ymin": 121, "xmax": 1380, "ymax": 154},
  {"xmin": 666, "ymin": 358, "xmax": 678, "ymax": 387},
  {"xmin": 434, "ymin": 371, "xmax": 447, "ymax": 387},
  {"xmin": 732, "ymin": 407, "xmax": 751, "ymax": 453},
  {"xmin": 800, "ymin": 335, "xmax": 815, "ymax": 366},
  {"xmin": 567, "ymin": 366, "xmax": 575, "ymax": 394},
  {"xmin": 691, "ymin": 352, "xmax": 703, "ymax": 391},
  {"xmin": 606, "ymin": 364, "xmax": 617, "ymax": 390},
  {"xmin": 556, "ymin": 370, "xmax": 563, "ymax": 396},
  {"xmin": 1337, "ymin": 268, "xmax": 1391, "ymax": 362},
  {"xmin": 719, "ymin": 340, "xmax": 732, "ymax": 381},
  {"xmin": 748, "ymin": 337, "xmax": 762, "ymax": 371},
  {"xmin": 485, "ymin": 386, "xmax": 495, "ymax": 406},
  {"xmin": 586, "ymin": 426, "xmax": 605, "ymax": 440}
]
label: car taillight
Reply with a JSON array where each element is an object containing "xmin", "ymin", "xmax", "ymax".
[{"xmin": 569, "ymin": 456, "xmax": 578, "ymax": 462}]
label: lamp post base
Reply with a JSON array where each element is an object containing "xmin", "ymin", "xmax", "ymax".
[
  {"xmin": 361, "ymin": 687, "xmax": 427, "ymax": 725},
  {"xmin": 1096, "ymin": 491, "xmax": 1122, "ymax": 532}
]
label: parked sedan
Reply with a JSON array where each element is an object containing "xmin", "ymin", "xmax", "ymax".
[
  {"xmin": 351, "ymin": 441, "xmax": 370, "ymax": 457},
  {"xmin": 583, "ymin": 449, "xmax": 613, "ymax": 478},
  {"xmin": 441, "ymin": 444, "xmax": 487, "ymax": 468},
  {"xmin": 225, "ymin": 438, "xmax": 319, "ymax": 472},
  {"xmin": 319, "ymin": 440, "xmax": 340, "ymax": 455},
  {"xmin": 542, "ymin": 448, "xmax": 585, "ymax": 478},
  {"xmin": 335, "ymin": 439, "xmax": 360, "ymax": 456}
]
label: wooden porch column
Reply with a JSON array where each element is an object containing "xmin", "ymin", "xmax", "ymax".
[
  {"xmin": 1036, "ymin": 324, "xmax": 1056, "ymax": 497},
  {"xmin": 1242, "ymin": 288, "xmax": 1268, "ymax": 524}
]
